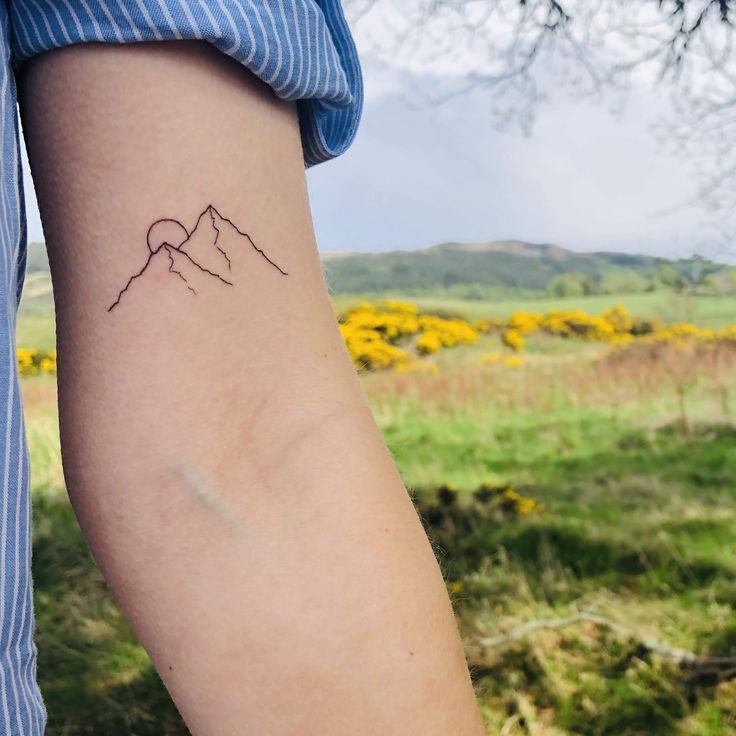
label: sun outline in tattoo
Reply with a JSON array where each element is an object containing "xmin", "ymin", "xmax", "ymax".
[{"xmin": 107, "ymin": 204, "xmax": 287, "ymax": 312}]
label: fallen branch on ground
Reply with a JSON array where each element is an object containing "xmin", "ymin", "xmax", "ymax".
[{"xmin": 472, "ymin": 612, "xmax": 736, "ymax": 684}]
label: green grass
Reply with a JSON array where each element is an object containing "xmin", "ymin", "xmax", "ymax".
[
  {"xmin": 16, "ymin": 273, "xmax": 55, "ymax": 351},
  {"xmin": 24, "ymin": 379, "xmax": 191, "ymax": 735},
  {"xmin": 406, "ymin": 417, "xmax": 736, "ymax": 734},
  {"xmin": 19, "ymin": 291, "xmax": 736, "ymax": 735},
  {"xmin": 16, "ymin": 314, "xmax": 56, "ymax": 352},
  {"xmin": 362, "ymin": 337, "xmax": 736, "ymax": 734},
  {"xmin": 33, "ymin": 494, "xmax": 186, "ymax": 735}
]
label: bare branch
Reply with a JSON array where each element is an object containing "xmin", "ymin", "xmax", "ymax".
[
  {"xmin": 347, "ymin": 0, "xmax": 736, "ymax": 249},
  {"xmin": 471, "ymin": 611, "xmax": 736, "ymax": 681}
]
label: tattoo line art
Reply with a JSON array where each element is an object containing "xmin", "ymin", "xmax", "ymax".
[{"xmin": 107, "ymin": 204, "xmax": 287, "ymax": 312}]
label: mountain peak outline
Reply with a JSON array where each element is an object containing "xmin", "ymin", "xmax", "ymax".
[{"xmin": 107, "ymin": 204, "xmax": 287, "ymax": 312}]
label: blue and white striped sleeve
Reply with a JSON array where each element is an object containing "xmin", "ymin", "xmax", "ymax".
[{"xmin": 8, "ymin": 0, "xmax": 363, "ymax": 167}]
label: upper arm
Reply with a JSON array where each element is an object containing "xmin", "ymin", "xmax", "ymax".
[{"xmin": 19, "ymin": 39, "xmax": 483, "ymax": 736}]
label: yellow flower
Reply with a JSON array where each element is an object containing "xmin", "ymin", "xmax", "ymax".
[
  {"xmin": 508, "ymin": 311, "xmax": 543, "ymax": 336},
  {"xmin": 17, "ymin": 348, "xmax": 56, "ymax": 377},
  {"xmin": 501, "ymin": 329, "xmax": 525, "ymax": 352},
  {"xmin": 502, "ymin": 488, "xmax": 541, "ymax": 516},
  {"xmin": 504, "ymin": 355, "xmax": 525, "ymax": 368},
  {"xmin": 338, "ymin": 301, "xmax": 479, "ymax": 370},
  {"xmin": 416, "ymin": 331, "xmax": 442, "ymax": 355}
]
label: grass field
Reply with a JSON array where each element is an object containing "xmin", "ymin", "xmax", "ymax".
[{"xmin": 18, "ymin": 289, "xmax": 736, "ymax": 734}]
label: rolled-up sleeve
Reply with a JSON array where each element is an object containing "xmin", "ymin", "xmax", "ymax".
[{"xmin": 9, "ymin": 0, "xmax": 363, "ymax": 166}]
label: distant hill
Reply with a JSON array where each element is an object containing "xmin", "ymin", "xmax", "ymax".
[
  {"xmin": 23, "ymin": 238, "xmax": 731, "ymax": 300},
  {"xmin": 321, "ymin": 240, "xmax": 715, "ymax": 295}
]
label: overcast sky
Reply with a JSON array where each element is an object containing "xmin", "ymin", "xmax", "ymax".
[
  {"xmin": 21, "ymin": 9, "xmax": 715, "ymax": 260},
  {"xmin": 307, "ymin": 56, "xmax": 707, "ymax": 257}
]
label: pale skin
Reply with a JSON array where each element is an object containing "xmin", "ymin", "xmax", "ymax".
[{"xmin": 19, "ymin": 42, "xmax": 484, "ymax": 735}]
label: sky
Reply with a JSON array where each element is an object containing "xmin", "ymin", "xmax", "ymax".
[
  {"xmin": 307, "ymin": 57, "xmax": 706, "ymax": 257},
  {"xmin": 20, "ymin": 6, "xmax": 716, "ymax": 260}
]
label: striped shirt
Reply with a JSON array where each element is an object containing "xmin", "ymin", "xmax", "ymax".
[{"xmin": 0, "ymin": 2, "xmax": 362, "ymax": 732}]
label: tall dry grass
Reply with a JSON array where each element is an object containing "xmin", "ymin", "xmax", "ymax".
[{"xmin": 363, "ymin": 342, "xmax": 736, "ymax": 425}]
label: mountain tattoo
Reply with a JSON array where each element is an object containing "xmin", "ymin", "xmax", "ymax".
[{"xmin": 107, "ymin": 205, "xmax": 287, "ymax": 312}]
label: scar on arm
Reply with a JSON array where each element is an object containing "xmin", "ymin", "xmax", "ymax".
[{"xmin": 169, "ymin": 463, "xmax": 243, "ymax": 531}]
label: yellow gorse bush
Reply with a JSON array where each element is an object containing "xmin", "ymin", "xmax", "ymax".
[
  {"xmin": 475, "ymin": 305, "xmax": 650, "ymax": 344},
  {"xmin": 479, "ymin": 304, "xmax": 736, "ymax": 352},
  {"xmin": 17, "ymin": 349, "xmax": 56, "ymax": 377},
  {"xmin": 416, "ymin": 331, "xmax": 442, "ymax": 355},
  {"xmin": 417, "ymin": 315, "xmax": 478, "ymax": 349},
  {"xmin": 424, "ymin": 481, "xmax": 543, "ymax": 517},
  {"xmin": 501, "ymin": 328, "xmax": 525, "ymax": 352},
  {"xmin": 508, "ymin": 311, "xmax": 543, "ymax": 336},
  {"xmin": 19, "ymin": 302, "xmax": 736, "ymax": 379},
  {"xmin": 339, "ymin": 301, "xmax": 479, "ymax": 370}
]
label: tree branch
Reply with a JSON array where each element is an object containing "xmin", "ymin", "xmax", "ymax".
[{"xmin": 471, "ymin": 611, "xmax": 736, "ymax": 682}]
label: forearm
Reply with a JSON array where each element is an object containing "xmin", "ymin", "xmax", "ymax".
[{"xmin": 20, "ymin": 41, "xmax": 482, "ymax": 735}]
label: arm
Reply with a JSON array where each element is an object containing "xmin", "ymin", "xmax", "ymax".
[{"xmin": 20, "ymin": 41, "xmax": 483, "ymax": 735}]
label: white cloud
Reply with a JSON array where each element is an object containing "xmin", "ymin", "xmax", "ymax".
[{"xmin": 308, "ymin": 57, "xmax": 709, "ymax": 258}]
